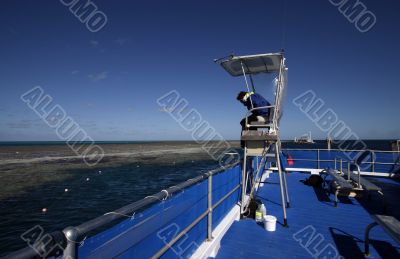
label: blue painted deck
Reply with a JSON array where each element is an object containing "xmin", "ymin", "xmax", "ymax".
[{"xmin": 214, "ymin": 172, "xmax": 400, "ymax": 259}]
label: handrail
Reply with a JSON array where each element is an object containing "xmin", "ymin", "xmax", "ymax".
[
  {"xmin": 352, "ymin": 162, "xmax": 362, "ymax": 187},
  {"xmin": 2, "ymin": 231, "xmax": 66, "ymax": 259},
  {"xmin": 288, "ymin": 158, "xmax": 398, "ymax": 166},
  {"xmin": 246, "ymin": 105, "xmax": 275, "ymax": 113},
  {"xmin": 7, "ymin": 162, "xmax": 241, "ymax": 259},
  {"xmin": 75, "ymin": 162, "xmax": 239, "ymax": 234},
  {"xmin": 152, "ymin": 184, "xmax": 241, "ymax": 258},
  {"xmin": 283, "ymin": 148, "xmax": 400, "ymax": 153},
  {"xmin": 244, "ymin": 105, "xmax": 275, "ymax": 128},
  {"xmin": 282, "ymin": 149, "xmax": 399, "ymax": 175},
  {"xmin": 332, "ymin": 156, "xmax": 362, "ymax": 187}
]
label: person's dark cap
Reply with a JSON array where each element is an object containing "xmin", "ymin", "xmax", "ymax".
[{"xmin": 236, "ymin": 91, "xmax": 248, "ymax": 101}]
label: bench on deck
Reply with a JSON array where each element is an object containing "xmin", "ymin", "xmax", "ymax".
[
  {"xmin": 321, "ymin": 169, "xmax": 354, "ymax": 207},
  {"xmin": 364, "ymin": 214, "xmax": 400, "ymax": 256},
  {"xmin": 346, "ymin": 170, "xmax": 382, "ymax": 192},
  {"xmin": 343, "ymin": 169, "xmax": 382, "ymax": 192},
  {"xmin": 342, "ymin": 169, "xmax": 386, "ymax": 211}
]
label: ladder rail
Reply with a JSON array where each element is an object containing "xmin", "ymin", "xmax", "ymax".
[
  {"xmin": 275, "ymin": 141, "xmax": 288, "ymax": 226},
  {"xmin": 241, "ymin": 137, "xmax": 289, "ymax": 227},
  {"xmin": 246, "ymin": 145, "xmax": 271, "ymax": 204}
]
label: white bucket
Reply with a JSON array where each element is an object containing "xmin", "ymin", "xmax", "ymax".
[{"xmin": 263, "ymin": 215, "xmax": 277, "ymax": 232}]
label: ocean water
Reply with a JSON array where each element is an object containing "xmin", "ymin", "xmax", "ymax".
[
  {"xmin": 0, "ymin": 140, "xmax": 395, "ymax": 256},
  {"xmin": 0, "ymin": 141, "xmax": 240, "ymax": 256}
]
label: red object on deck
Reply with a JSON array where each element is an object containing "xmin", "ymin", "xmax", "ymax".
[{"xmin": 288, "ymin": 154, "xmax": 294, "ymax": 166}]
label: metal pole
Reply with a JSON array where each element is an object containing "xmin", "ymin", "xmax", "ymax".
[
  {"xmin": 272, "ymin": 58, "xmax": 284, "ymax": 133},
  {"xmin": 275, "ymin": 142, "xmax": 288, "ymax": 227},
  {"xmin": 327, "ymin": 137, "xmax": 331, "ymax": 150},
  {"xmin": 282, "ymin": 164, "xmax": 290, "ymax": 208},
  {"xmin": 334, "ymin": 158, "xmax": 337, "ymax": 170},
  {"xmin": 372, "ymin": 150, "xmax": 375, "ymax": 173},
  {"xmin": 63, "ymin": 227, "xmax": 78, "ymax": 259},
  {"xmin": 317, "ymin": 149, "xmax": 320, "ymax": 169},
  {"xmin": 152, "ymin": 210, "xmax": 209, "ymax": 258},
  {"xmin": 241, "ymin": 147, "xmax": 248, "ymax": 214},
  {"xmin": 240, "ymin": 61, "xmax": 253, "ymax": 109},
  {"xmin": 247, "ymin": 154, "xmax": 266, "ymax": 200},
  {"xmin": 364, "ymin": 222, "xmax": 378, "ymax": 256},
  {"xmin": 347, "ymin": 162, "xmax": 350, "ymax": 181},
  {"xmin": 275, "ymin": 142, "xmax": 290, "ymax": 208},
  {"xmin": 207, "ymin": 174, "xmax": 213, "ymax": 241},
  {"xmin": 152, "ymin": 184, "xmax": 240, "ymax": 259},
  {"xmin": 256, "ymin": 156, "xmax": 259, "ymax": 173},
  {"xmin": 340, "ymin": 159, "xmax": 343, "ymax": 172},
  {"xmin": 249, "ymin": 74, "xmax": 256, "ymax": 92}
]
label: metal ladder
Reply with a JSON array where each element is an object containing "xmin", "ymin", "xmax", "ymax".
[{"xmin": 240, "ymin": 131, "xmax": 290, "ymax": 227}]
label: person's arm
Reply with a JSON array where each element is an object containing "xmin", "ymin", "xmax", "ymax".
[{"xmin": 244, "ymin": 99, "xmax": 252, "ymax": 111}]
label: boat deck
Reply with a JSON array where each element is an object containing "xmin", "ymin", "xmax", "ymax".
[{"xmin": 214, "ymin": 172, "xmax": 400, "ymax": 258}]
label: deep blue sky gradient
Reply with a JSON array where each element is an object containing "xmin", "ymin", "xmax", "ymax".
[{"xmin": 0, "ymin": 0, "xmax": 399, "ymax": 141}]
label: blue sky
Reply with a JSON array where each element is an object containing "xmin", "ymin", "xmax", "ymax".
[{"xmin": 0, "ymin": 0, "xmax": 399, "ymax": 141}]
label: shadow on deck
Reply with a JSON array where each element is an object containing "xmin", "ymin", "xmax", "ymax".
[{"xmin": 214, "ymin": 172, "xmax": 400, "ymax": 259}]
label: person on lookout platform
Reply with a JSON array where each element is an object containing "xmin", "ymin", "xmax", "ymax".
[{"xmin": 237, "ymin": 91, "xmax": 271, "ymax": 131}]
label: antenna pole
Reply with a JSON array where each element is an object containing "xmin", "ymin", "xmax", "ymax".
[{"xmin": 240, "ymin": 60, "xmax": 254, "ymax": 109}]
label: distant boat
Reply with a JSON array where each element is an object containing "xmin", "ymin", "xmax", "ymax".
[{"xmin": 294, "ymin": 131, "xmax": 314, "ymax": 144}]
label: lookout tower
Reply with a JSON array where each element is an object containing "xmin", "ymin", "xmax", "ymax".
[{"xmin": 216, "ymin": 52, "xmax": 290, "ymax": 226}]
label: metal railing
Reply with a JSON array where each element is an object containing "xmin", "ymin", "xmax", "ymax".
[
  {"xmin": 331, "ymin": 157, "xmax": 362, "ymax": 186},
  {"xmin": 5, "ymin": 162, "xmax": 241, "ymax": 259},
  {"xmin": 284, "ymin": 148, "xmax": 400, "ymax": 153},
  {"xmin": 281, "ymin": 148, "xmax": 400, "ymax": 174},
  {"xmin": 244, "ymin": 105, "xmax": 275, "ymax": 129}
]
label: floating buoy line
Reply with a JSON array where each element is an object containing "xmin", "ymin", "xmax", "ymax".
[{"xmin": 40, "ymin": 163, "xmax": 146, "ymax": 214}]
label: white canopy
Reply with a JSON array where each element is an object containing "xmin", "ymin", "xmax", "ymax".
[{"xmin": 218, "ymin": 53, "xmax": 283, "ymax": 77}]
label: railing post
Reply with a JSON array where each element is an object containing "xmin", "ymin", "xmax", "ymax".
[
  {"xmin": 372, "ymin": 150, "xmax": 375, "ymax": 173},
  {"xmin": 334, "ymin": 158, "xmax": 337, "ymax": 170},
  {"xmin": 241, "ymin": 148, "xmax": 248, "ymax": 214},
  {"xmin": 347, "ymin": 162, "xmax": 350, "ymax": 180},
  {"xmin": 317, "ymin": 149, "xmax": 320, "ymax": 169},
  {"xmin": 63, "ymin": 227, "xmax": 78, "ymax": 259},
  {"xmin": 207, "ymin": 173, "xmax": 213, "ymax": 241},
  {"xmin": 340, "ymin": 159, "xmax": 343, "ymax": 172}
]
